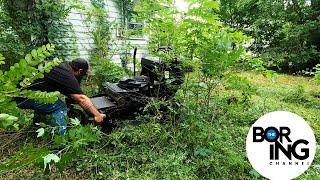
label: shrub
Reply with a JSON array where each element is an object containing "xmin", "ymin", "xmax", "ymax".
[
  {"xmin": 282, "ymin": 85, "xmax": 309, "ymax": 104},
  {"xmin": 85, "ymin": 59, "xmax": 125, "ymax": 94},
  {"xmin": 0, "ymin": 44, "xmax": 62, "ymax": 130},
  {"xmin": 224, "ymin": 75, "xmax": 257, "ymax": 103}
]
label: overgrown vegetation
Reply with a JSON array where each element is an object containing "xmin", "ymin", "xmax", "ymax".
[
  {"xmin": 82, "ymin": 0, "xmax": 125, "ymax": 94},
  {"xmin": 0, "ymin": 0, "xmax": 80, "ymax": 69},
  {"xmin": 0, "ymin": 44, "xmax": 62, "ymax": 130},
  {"xmin": 220, "ymin": 0, "xmax": 320, "ymax": 73},
  {"xmin": 0, "ymin": 0, "xmax": 319, "ymax": 179},
  {"xmin": 1, "ymin": 71, "xmax": 319, "ymax": 179}
]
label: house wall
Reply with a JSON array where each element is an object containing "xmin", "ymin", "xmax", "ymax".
[{"xmin": 66, "ymin": 0, "xmax": 149, "ymax": 64}]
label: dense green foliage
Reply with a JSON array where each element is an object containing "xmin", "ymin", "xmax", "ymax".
[
  {"xmin": 220, "ymin": 0, "xmax": 320, "ymax": 73},
  {"xmin": 84, "ymin": 59, "xmax": 125, "ymax": 95},
  {"xmin": 135, "ymin": 0, "xmax": 249, "ymax": 77},
  {"xmin": 0, "ymin": 44, "xmax": 62, "ymax": 130},
  {"xmin": 86, "ymin": 0, "xmax": 112, "ymax": 62},
  {"xmin": 133, "ymin": 0, "xmax": 254, "ymax": 106},
  {"xmin": 0, "ymin": 0, "xmax": 319, "ymax": 179},
  {"xmin": 114, "ymin": 0, "xmax": 134, "ymax": 26},
  {"xmin": 0, "ymin": 0, "xmax": 80, "ymax": 69},
  {"xmin": 82, "ymin": 0, "xmax": 125, "ymax": 94},
  {"xmin": 1, "ymin": 71, "xmax": 319, "ymax": 179}
]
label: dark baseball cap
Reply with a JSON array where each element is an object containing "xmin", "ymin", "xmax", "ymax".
[{"xmin": 70, "ymin": 58, "xmax": 89, "ymax": 71}]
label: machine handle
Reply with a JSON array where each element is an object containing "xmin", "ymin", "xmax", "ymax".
[{"xmin": 133, "ymin": 47, "xmax": 137, "ymax": 77}]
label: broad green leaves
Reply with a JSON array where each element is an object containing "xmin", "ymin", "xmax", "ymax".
[
  {"xmin": 0, "ymin": 44, "xmax": 62, "ymax": 130},
  {"xmin": 0, "ymin": 113, "xmax": 19, "ymax": 130},
  {"xmin": 182, "ymin": 1, "xmax": 249, "ymax": 77},
  {"xmin": 135, "ymin": 0, "xmax": 249, "ymax": 78},
  {"xmin": 1, "ymin": 44, "xmax": 61, "ymax": 89},
  {"xmin": 67, "ymin": 125, "xmax": 101, "ymax": 149}
]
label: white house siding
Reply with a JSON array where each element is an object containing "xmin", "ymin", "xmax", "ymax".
[{"xmin": 66, "ymin": 0, "xmax": 149, "ymax": 65}]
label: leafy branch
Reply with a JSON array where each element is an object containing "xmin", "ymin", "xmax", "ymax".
[{"xmin": 0, "ymin": 44, "xmax": 62, "ymax": 130}]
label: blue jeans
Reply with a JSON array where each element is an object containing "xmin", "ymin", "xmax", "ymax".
[{"xmin": 18, "ymin": 99, "xmax": 67, "ymax": 135}]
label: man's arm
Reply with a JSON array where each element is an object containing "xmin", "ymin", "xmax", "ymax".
[{"xmin": 70, "ymin": 94, "xmax": 105, "ymax": 124}]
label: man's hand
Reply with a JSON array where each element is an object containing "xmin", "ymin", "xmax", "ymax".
[
  {"xmin": 70, "ymin": 94, "xmax": 106, "ymax": 124},
  {"xmin": 94, "ymin": 113, "xmax": 106, "ymax": 125}
]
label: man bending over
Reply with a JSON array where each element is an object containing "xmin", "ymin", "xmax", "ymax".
[{"xmin": 17, "ymin": 58, "xmax": 105, "ymax": 135}]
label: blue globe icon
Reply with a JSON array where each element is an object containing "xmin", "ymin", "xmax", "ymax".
[{"xmin": 266, "ymin": 129, "xmax": 277, "ymax": 141}]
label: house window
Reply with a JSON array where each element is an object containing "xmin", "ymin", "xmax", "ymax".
[{"xmin": 118, "ymin": 1, "xmax": 144, "ymax": 39}]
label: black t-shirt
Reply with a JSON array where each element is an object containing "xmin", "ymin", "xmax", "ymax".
[{"xmin": 29, "ymin": 62, "xmax": 83, "ymax": 96}]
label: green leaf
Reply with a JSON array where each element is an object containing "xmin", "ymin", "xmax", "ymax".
[
  {"xmin": 38, "ymin": 63, "xmax": 44, "ymax": 72},
  {"xmin": 13, "ymin": 123, "xmax": 19, "ymax": 130},
  {"xmin": 0, "ymin": 54, "xmax": 5, "ymax": 61},
  {"xmin": 43, "ymin": 154, "xmax": 60, "ymax": 171},
  {"xmin": 25, "ymin": 54, "xmax": 32, "ymax": 64},
  {"xmin": 199, "ymin": 82, "xmax": 208, "ymax": 89},
  {"xmin": 41, "ymin": 45, "xmax": 47, "ymax": 52},
  {"xmin": 70, "ymin": 118, "xmax": 80, "ymax": 126},
  {"xmin": 46, "ymin": 44, "xmax": 55, "ymax": 52},
  {"xmin": 0, "ymin": 113, "xmax": 10, "ymax": 120},
  {"xmin": 31, "ymin": 49, "xmax": 38, "ymax": 59},
  {"xmin": 0, "ymin": 54, "xmax": 5, "ymax": 65},
  {"xmin": 0, "ymin": 113, "xmax": 18, "ymax": 129},
  {"xmin": 0, "ymin": 44, "xmax": 59, "ymax": 131},
  {"xmin": 206, "ymin": 1, "xmax": 219, "ymax": 10},
  {"xmin": 36, "ymin": 128, "xmax": 45, "ymax": 138}
]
